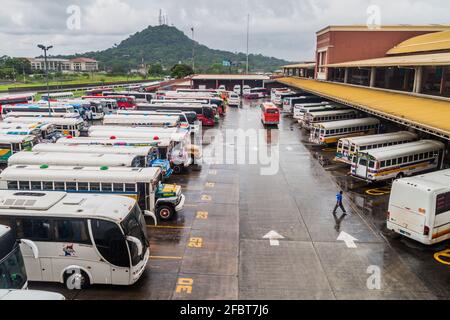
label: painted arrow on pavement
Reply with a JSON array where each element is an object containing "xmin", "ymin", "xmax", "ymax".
[
  {"xmin": 337, "ymin": 232, "xmax": 358, "ymax": 248},
  {"xmin": 263, "ymin": 231, "xmax": 285, "ymax": 246}
]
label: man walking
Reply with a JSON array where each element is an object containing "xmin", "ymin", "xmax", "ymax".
[{"xmin": 333, "ymin": 190, "xmax": 347, "ymax": 215}]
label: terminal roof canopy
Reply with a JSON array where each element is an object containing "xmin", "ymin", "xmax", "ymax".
[
  {"xmin": 324, "ymin": 52, "xmax": 450, "ymax": 68},
  {"xmin": 387, "ymin": 30, "xmax": 450, "ymax": 55},
  {"xmin": 278, "ymin": 77, "xmax": 450, "ymax": 139}
]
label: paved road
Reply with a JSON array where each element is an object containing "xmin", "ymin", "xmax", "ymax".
[{"xmin": 30, "ymin": 99, "xmax": 449, "ymax": 300}]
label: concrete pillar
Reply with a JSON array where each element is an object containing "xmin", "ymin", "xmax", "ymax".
[
  {"xmin": 413, "ymin": 66, "xmax": 423, "ymax": 93},
  {"xmin": 440, "ymin": 67, "xmax": 446, "ymax": 95},
  {"xmin": 369, "ymin": 67, "xmax": 376, "ymax": 87},
  {"xmin": 344, "ymin": 68, "xmax": 349, "ymax": 83}
]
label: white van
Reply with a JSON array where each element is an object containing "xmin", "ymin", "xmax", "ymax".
[
  {"xmin": 387, "ymin": 169, "xmax": 450, "ymax": 245},
  {"xmin": 233, "ymin": 85, "xmax": 241, "ymax": 95},
  {"xmin": 243, "ymin": 85, "xmax": 251, "ymax": 95},
  {"xmin": 228, "ymin": 93, "xmax": 241, "ymax": 107}
]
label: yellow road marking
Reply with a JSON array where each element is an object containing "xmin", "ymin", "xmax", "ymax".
[
  {"xmin": 366, "ymin": 187, "xmax": 391, "ymax": 196},
  {"xmin": 150, "ymin": 256, "xmax": 183, "ymax": 260},
  {"xmin": 196, "ymin": 211, "xmax": 209, "ymax": 219},
  {"xmin": 188, "ymin": 237, "xmax": 203, "ymax": 248},
  {"xmin": 201, "ymin": 195, "xmax": 212, "ymax": 201},
  {"xmin": 205, "ymin": 182, "xmax": 215, "ymax": 188},
  {"xmin": 434, "ymin": 249, "xmax": 450, "ymax": 266},
  {"xmin": 176, "ymin": 278, "xmax": 193, "ymax": 294}
]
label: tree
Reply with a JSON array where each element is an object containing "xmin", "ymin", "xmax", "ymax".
[
  {"xmin": 170, "ymin": 64, "xmax": 193, "ymax": 79},
  {"xmin": 3, "ymin": 57, "xmax": 32, "ymax": 74},
  {"xmin": 148, "ymin": 63, "xmax": 164, "ymax": 77}
]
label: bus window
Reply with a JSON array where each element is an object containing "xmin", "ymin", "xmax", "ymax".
[
  {"xmin": 113, "ymin": 184, "xmax": 124, "ymax": 192},
  {"xmin": 7, "ymin": 181, "xmax": 18, "ymax": 190},
  {"xmin": 54, "ymin": 182, "xmax": 65, "ymax": 191},
  {"xmin": 125, "ymin": 184, "xmax": 137, "ymax": 192},
  {"xmin": 31, "ymin": 181, "xmax": 42, "ymax": 190},
  {"xmin": 17, "ymin": 218, "xmax": 51, "ymax": 241},
  {"xmin": 436, "ymin": 192, "xmax": 450, "ymax": 215},
  {"xmin": 392, "ymin": 159, "xmax": 397, "ymax": 166},
  {"xmin": 90, "ymin": 183, "xmax": 101, "ymax": 191},
  {"xmin": 359, "ymin": 159, "xmax": 367, "ymax": 166},
  {"xmin": 66, "ymin": 182, "xmax": 77, "ymax": 191},
  {"xmin": 101, "ymin": 183, "xmax": 113, "ymax": 192},
  {"xmin": 43, "ymin": 182, "xmax": 54, "ymax": 190},
  {"xmin": 369, "ymin": 161, "xmax": 375, "ymax": 168},
  {"xmin": 77, "ymin": 183, "xmax": 89, "ymax": 191},
  {"xmin": 381, "ymin": 161, "xmax": 386, "ymax": 168},
  {"xmin": 19, "ymin": 181, "xmax": 30, "ymax": 190},
  {"xmin": 91, "ymin": 219, "xmax": 129, "ymax": 267},
  {"xmin": 54, "ymin": 220, "xmax": 91, "ymax": 244}
]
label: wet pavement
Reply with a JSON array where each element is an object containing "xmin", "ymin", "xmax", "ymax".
[{"xmin": 29, "ymin": 99, "xmax": 449, "ymax": 300}]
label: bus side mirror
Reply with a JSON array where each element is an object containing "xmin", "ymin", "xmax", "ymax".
[
  {"xmin": 126, "ymin": 236, "xmax": 143, "ymax": 256},
  {"xmin": 20, "ymin": 239, "xmax": 39, "ymax": 259},
  {"xmin": 144, "ymin": 210, "xmax": 158, "ymax": 226}
]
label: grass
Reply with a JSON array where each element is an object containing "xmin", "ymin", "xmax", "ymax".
[{"xmin": 0, "ymin": 74, "xmax": 158, "ymax": 91}]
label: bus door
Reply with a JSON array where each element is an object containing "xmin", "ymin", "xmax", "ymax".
[
  {"xmin": 433, "ymin": 192, "xmax": 450, "ymax": 240},
  {"xmin": 355, "ymin": 157, "xmax": 369, "ymax": 179},
  {"xmin": 437, "ymin": 149, "xmax": 445, "ymax": 169}
]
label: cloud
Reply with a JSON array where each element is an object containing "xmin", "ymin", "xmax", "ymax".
[{"xmin": 0, "ymin": 0, "xmax": 449, "ymax": 61}]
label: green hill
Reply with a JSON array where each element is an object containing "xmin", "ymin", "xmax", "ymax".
[{"xmin": 69, "ymin": 25, "xmax": 290, "ymax": 73}]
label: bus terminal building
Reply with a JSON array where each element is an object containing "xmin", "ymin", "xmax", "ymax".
[{"xmin": 280, "ymin": 25, "xmax": 450, "ymax": 145}]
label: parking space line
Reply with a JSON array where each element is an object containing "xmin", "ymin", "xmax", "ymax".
[
  {"xmin": 149, "ymin": 226, "xmax": 191, "ymax": 229},
  {"xmin": 150, "ymin": 255, "xmax": 183, "ymax": 260}
]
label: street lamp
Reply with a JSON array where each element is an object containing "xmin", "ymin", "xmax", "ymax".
[{"xmin": 37, "ymin": 44, "xmax": 53, "ymax": 116}]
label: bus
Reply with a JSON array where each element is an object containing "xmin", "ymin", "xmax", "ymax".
[
  {"xmin": 335, "ymin": 131, "xmax": 418, "ymax": 164},
  {"xmin": 303, "ymin": 109, "xmax": 359, "ymax": 130},
  {"xmin": 293, "ymin": 102, "xmax": 333, "ymax": 120},
  {"xmin": 2, "ymin": 104, "xmax": 77, "ymax": 116},
  {"xmin": 31, "ymin": 144, "xmax": 170, "ymax": 176},
  {"xmin": 244, "ymin": 87, "xmax": 269, "ymax": 99},
  {"xmin": 60, "ymin": 100, "xmax": 104, "ymax": 120},
  {"xmin": 0, "ymin": 191, "xmax": 152, "ymax": 288},
  {"xmin": 270, "ymin": 88, "xmax": 291, "ymax": 102},
  {"xmin": 0, "ymin": 95, "xmax": 34, "ymax": 109},
  {"xmin": 116, "ymin": 110, "xmax": 200, "ymax": 134},
  {"xmin": 309, "ymin": 118, "xmax": 380, "ymax": 145},
  {"xmin": 0, "ymin": 166, "xmax": 185, "ymax": 221},
  {"xmin": 261, "ymin": 102, "xmax": 280, "ymax": 125},
  {"xmin": 103, "ymin": 114, "xmax": 181, "ymax": 128},
  {"xmin": 103, "ymin": 91, "xmax": 153, "ymax": 103},
  {"xmin": 8, "ymin": 152, "xmax": 144, "ymax": 168},
  {"xmin": 82, "ymin": 95, "xmax": 136, "ymax": 110},
  {"xmin": 163, "ymin": 95, "xmax": 226, "ymax": 116},
  {"xmin": 87, "ymin": 128, "xmax": 195, "ymax": 173},
  {"xmin": 4, "ymin": 117, "xmax": 85, "ymax": 137},
  {"xmin": 350, "ymin": 140, "xmax": 445, "ymax": 182},
  {"xmin": 42, "ymin": 92, "xmax": 74, "ymax": 101},
  {"xmin": 3, "ymin": 111, "xmax": 81, "ymax": 119},
  {"xmin": 0, "ymin": 122, "xmax": 61, "ymax": 142},
  {"xmin": 283, "ymin": 96, "xmax": 326, "ymax": 114},
  {"xmin": 0, "ymin": 135, "xmax": 38, "ymax": 164},
  {"xmin": 0, "ymin": 225, "xmax": 27, "ymax": 289},
  {"xmin": 387, "ymin": 169, "xmax": 450, "ymax": 245},
  {"xmin": 138, "ymin": 103, "xmax": 215, "ymax": 126}
]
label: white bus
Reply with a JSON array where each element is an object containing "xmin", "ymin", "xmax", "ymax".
[
  {"xmin": 293, "ymin": 102, "xmax": 332, "ymax": 120},
  {"xmin": 103, "ymin": 114, "xmax": 181, "ymax": 128},
  {"xmin": 336, "ymin": 131, "xmax": 418, "ymax": 164},
  {"xmin": 0, "ymin": 166, "xmax": 185, "ymax": 221},
  {"xmin": 0, "ymin": 135, "xmax": 38, "ymax": 164},
  {"xmin": 0, "ymin": 122, "xmax": 61, "ymax": 142},
  {"xmin": 3, "ymin": 111, "xmax": 81, "ymax": 119},
  {"xmin": 350, "ymin": 140, "xmax": 445, "ymax": 182},
  {"xmin": 2, "ymin": 104, "xmax": 76, "ymax": 116},
  {"xmin": 303, "ymin": 109, "xmax": 359, "ymax": 130},
  {"xmin": 309, "ymin": 118, "xmax": 380, "ymax": 145},
  {"xmin": 45, "ymin": 92, "xmax": 74, "ymax": 100},
  {"xmin": 8, "ymin": 152, "xmax": 143, "ymax": 168},
  {"xmin": 4, "ymin": 117, "xmax": 85, "ymax": 137},
  {"xmin": 0, "ymin": 191, "xmax": 152, "ymax": 288},
  {"xmin": 32, "ymin": 144, "xmax": 161, "ymax": 168},
  {"xmin": 387, "ymin": 169, "xmax": 450, "ymax": 245}
]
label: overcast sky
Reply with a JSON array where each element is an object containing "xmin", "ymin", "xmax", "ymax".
[{"xmin": 0, "ymin": 0, "xmax": 449, "ymax": 62}]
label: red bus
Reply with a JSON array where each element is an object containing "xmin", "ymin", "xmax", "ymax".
[
  {"xmin": 0, "ymin": 95, "xmax": 34, "ymax": 113},
  {"xmin": 164, "ymin": 96, "xmax": 226, "ymax": 116},
  {"xmin": 137, "ymin": 103, "xmax": 215, "ymax": 126},
  {"xmin": 85, "ymin": 88, "xmax": 114, "ymax": 96},
  {"xmin": 82, "ymin": 95, "xmax": 136, "ymax": 109},
  {"xmin": 261, "ymin": 102, "xmax": 280, "ymax": 126}
]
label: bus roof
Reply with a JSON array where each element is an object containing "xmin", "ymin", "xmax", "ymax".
[
  {"xmin": 103, "ymin": 115, "xmax": 180, "ymax": 125},
  {"xmin": 32, "ymin": 144, "xmax": 155, "ymax": 156},
  {"xmin": 4, "ymin": 117, "xmax": 84, "ymax": 125},
  {"xmin": 314, "ymin": 118, "xmax": 380, "ymax": 129},
  {"xmin": 56, "ymin": 137, "xmax": 172, "ymax": 148},
  {"xmin": 1, "ymin": 165, "xmax": 162, "ymax": 184},
  {"xmin": 393, "ymin": 169, "xmax": 450, "ymax": 193},
  {"xmin": 360, "ymin": 140, "xmax": 445, "ymax": 160},
  {"xmin": 340, "ymin": 131, "xmax": 418, "ymax": 145},
  {"xmin": 8, "ymin": 152, "xmax": 140, "ymax": 167},
  {"xmin": 308, "ymin": 109, "xmax": 357, "ymax": 116},
  {"xmin": 0, "ymin": 191, "xmax": 136, "ymax": 222},
  {"xmin": 0, "ymin": 135, "xmax": 36, "ymax": 143}
]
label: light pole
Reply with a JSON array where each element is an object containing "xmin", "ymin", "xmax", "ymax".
[
  {"xmin": 191, "ymin": 27, "xmax": 195, "ymax": 73},
  {"xmin": 246, "ymin": 14, "xmax": 250, "ymax": 74},
  {"xmin": 38, "ymin": 44, "xmax": 53, "ymax": 116}
]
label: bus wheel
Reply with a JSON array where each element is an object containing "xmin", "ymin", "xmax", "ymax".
[
  {"xmin": 173, "ymin": 165, "xmax": 183, "ymax": 174},
  {"xmin": 396, "ymin": 173, "xmax": 405, "ymax": 180},
  {"xmin": 157, "ymin": 205, "xmax": 174, "ymax": 221},
  {"xmin": 64, "ymin": 270, "xmax": 90, "ymax": 290}
]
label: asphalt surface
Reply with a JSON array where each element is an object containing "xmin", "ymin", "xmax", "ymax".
[{"xmin": 29, "ymin": 98, "xmax": 450, "ymax": 300}]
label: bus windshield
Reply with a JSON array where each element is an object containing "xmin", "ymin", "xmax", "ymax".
[
  {"xmin": 121, "ymin": 205, "xmax": 149, "ymax": 266},
  {"xmin": 0, "ymin": 233, "xmax": 27, "ymax": 289}
]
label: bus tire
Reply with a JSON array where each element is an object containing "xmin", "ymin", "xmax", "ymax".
[
  {"xmin": 173, "ymin": 165, "xmax": 183, "ymax": 174},
  {"xmin": 396, "ymin": 173, "xmax": 405, "ymax": 180},
  {"xmin": 64, "ymin": 270, "xmax": 90, "ymax": 290},
  {"xmin": 157, "ymin": 205, "xmax": 175, "ymax": 221}
]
